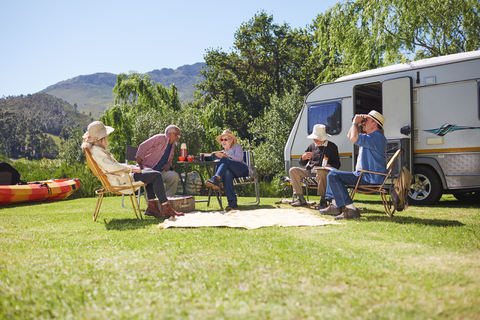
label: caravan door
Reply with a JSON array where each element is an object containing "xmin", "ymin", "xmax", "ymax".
[{"xmin": 382, "ymin": 76, "xmax": 413, "ymax": 173}]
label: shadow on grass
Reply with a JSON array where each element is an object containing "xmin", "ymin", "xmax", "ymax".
[
  {"xmin": 104, "ymin": 217, "xmax": 161, "ymax": 230},
  {"xmin": 103, "ymin": 204, "xmax": 277, "ymax": 230},
  {"xmin": 358, "ymin": 210, "xmax": 465, "ymax": 227}
]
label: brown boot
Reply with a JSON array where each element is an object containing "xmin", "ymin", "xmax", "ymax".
[
  {"xmin": 145, "ymin": 199, "xmax": 167, "ymax": 218},
  {"xmin": 161, "ymin": 202, "xmax": 185, "ymax": 217},
  {"xmin": 335, "ymin": 207, "xmax": 361, "ymax": 220}
]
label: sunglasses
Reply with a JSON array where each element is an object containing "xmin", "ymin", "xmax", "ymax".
[{"xmin": 220, "ymin": 138, "xmax": 230, "ymax": 141}]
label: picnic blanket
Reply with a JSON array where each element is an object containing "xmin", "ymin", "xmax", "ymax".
[{"xmin": 158, "ymin": 208, "xmax": 340, "ymax": 229}]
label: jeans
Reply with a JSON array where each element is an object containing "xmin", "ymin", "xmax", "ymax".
[
  {"xmin": 133, "ymin": 168, "xmax": 167, "ymax": 203},
  {"xmin": 325, "ymin": 170, "xmax": 370, "ymax": 208},
  {"xmin": 215, "ymin": 158, "xmax": 249, "ymax": 202}
]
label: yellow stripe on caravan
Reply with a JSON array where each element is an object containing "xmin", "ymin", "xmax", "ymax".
[
  {"xmin": 291, "ymin": 153, "xmax": 352, "ymax": 159},
  {"xmin": 415, "ymin": 147, "xmax": 480, "ymax": 154}
]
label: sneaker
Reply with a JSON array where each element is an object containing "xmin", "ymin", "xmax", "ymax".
[
  {"xmin": 334, "ymin": 207, "xmax": 361, "ymax": 220},
  {"xmin": 291, "ymin": 198, "xmax": 307, "ymax": 207},
  {"xmin": 319, "ymin": 204, "xmax": 343, "ymax": 216},
  {"xmin": 205, "ymin": 176, "xmax": 220, "ymax": 190}
]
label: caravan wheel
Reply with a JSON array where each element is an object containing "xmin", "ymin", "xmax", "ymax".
[{"xmin": 408, "ymin": 165, "xmax": 442, "ymax": 206}]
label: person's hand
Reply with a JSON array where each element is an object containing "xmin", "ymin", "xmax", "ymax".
[
  {"xmin": 163, "ymin": 163, "xmax": 171, "ymax": 171},
  {"xmin": 352, "ymin": 114, "xmax": 366, "ymax": 126},
  {"xmin": 302, "ymin": 152, "xmax": 313, "ymax": 160},
  {"xmin": 132, "ymin": 166, "xmax": 141, "ymax": 173}
]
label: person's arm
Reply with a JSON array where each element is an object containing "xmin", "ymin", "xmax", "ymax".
[
  {"xmin": 348, "ymin": 115, "xmax": 363, "ymax": 143},
  {"xmin": 230, "ymin": 145, "xmax": 244, "ymax": 162},
  {"xmin": 136, "ymin": 156, "xmax": 144, "ymax": 169},
  {"xmin": 299, "ymin": 144, "xmax": 314, "ymax": 166}
]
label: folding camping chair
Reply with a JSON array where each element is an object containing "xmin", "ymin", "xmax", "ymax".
[
  {"xmin": 121, "ymin": 145, "xmax": 146, "ymax": 210},
  {"xmin": 347, "ymin": 149, "xmax": 403, "ymax": 217},
  {"xmin": 207, "ymin": 150, "xmax": 260, "ymax": 210},
  {"xmin": 85, "ymin": 148, "xmax": 146, "ymax": 221}
]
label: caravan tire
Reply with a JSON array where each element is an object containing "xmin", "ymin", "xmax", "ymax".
[{"xmin": 408, "ymin": 165, "xmax": 442, "ymax": 206}]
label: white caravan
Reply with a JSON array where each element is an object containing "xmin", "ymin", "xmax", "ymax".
[{"xmin": 285, "ymin": 51, "xmax": 480, "ymax": 205}]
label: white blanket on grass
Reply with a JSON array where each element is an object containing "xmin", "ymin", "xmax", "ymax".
[{"xmin": 158, "ymin": 208, "xmax": 340, "ymax": 229}]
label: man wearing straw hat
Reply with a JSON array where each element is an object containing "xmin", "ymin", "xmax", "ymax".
[
  {"xmin": 289, "ymin": 124, "xmax": 341, "ymax": 209},
  {"xmin": 320, "ymin": 110, "xmax": 387, "ymax": 220}
]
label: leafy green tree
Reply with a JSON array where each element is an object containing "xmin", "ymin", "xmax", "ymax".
[
  {"xmin": 101, "ymin": 72, "xmax": 181, "ymax": 161},
  {"xmin": 58, "ymin": 126, "xmax": 86, "ymax": 165},
  {"xmin": 312, "ymin": 0, "xmax": 480, "ymax": 84},
  {"xmin": 249, "ymin": 86, "xmax": 304, "ymax": 178},
  {"xmin": 373, "ymin": 0, "xmax": 480, "ymax": 59},
  {"xmin": 197, "ymin": 11, "xmax": 320, "ymax": 139}
]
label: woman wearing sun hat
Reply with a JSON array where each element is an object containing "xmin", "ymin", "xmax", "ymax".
[
  {"xmin": 81, "ymin": 121, "xmax": 183, "ymax": 218},
  {"xmin": 205, "ymin": 130, "xmax": 253, "ymax": 210}
]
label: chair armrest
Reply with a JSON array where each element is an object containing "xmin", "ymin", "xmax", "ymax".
[{"xmin": 357, "ymin": 169, "xmax": 388, "ymax": 177}]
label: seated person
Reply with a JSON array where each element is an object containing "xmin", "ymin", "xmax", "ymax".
[
  {"xmin": 289, "ymin": 124, "xmax": 341, "ymax": 209},
  {"xmin": 135, "ymin": 125, "xmax": 181, "ymax": 197},
  {"xmin": 82, "ymin": 121, "xmax": 183, "ymax": 218},
  {"xmin": 205, "ymin": 130, "xmax": 253, "ymax": 210},
  {"xmin": 320, "ymin": 110, "xmax": 387, "ymax": 220}
]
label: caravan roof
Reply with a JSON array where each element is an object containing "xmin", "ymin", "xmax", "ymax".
[{"xmin": 335, "ymin": 50, "xmax": 480, "ymax": 83}]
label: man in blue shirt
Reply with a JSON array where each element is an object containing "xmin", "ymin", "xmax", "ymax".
[{"xmin": 320, "ymin": 110, "xmax": 387, "ymax": 220}]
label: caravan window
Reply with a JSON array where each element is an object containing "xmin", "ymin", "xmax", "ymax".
[{"xmin": 307, "ymin": 101, "xmax": 342, "ymax": 135}]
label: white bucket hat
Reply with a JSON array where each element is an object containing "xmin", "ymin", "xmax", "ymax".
[
  {"xmin": 83, "ymin": 121, "xmax": 114, "ymax": 143},
  {"xmin": 307, "ymin": 124, "xmax": 330, "ymax": 141}
]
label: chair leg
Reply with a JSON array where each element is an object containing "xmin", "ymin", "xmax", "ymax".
[
  {"xmin": 93, "ymin": 194, "xmax": 104, "ymax": 221},
  {"xmin": 380, "ymin": 192, "xmax": 392, "ymax": 217},
  {"xmin": 129, "ymin": 194, "xmax": 143, "ymax": 220}
]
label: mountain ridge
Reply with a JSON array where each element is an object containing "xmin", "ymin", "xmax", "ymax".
[{"xmin": 41, "ymin": 62, "xmax": 206, "ymax": 118}]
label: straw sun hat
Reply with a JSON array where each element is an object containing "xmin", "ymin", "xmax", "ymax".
[
  {"xmin": 216, "ymin": 130, "xmax": 238, "ymax": 145},
  {"xmin": 83, "ymin": 121, "xmax": 114, "ymax": 143},
  {"xmin": 366, "ymin": 110, "xmax": 385, "ymax": 128}
]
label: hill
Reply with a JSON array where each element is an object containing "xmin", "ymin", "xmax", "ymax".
[
  {"xmin": 0, "ymin": 93, "xmax": 92, "ymax": 159},
  {"xmin": 41, "ymin": 62, "xmax": 206, "ymax": 118},
  {"xmin": 0, "ymin": 93, "xmax": 92, "ymax": 135}
]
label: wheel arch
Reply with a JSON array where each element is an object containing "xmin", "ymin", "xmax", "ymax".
[{"xmin": 413, "ymin": 157, "xmax": 447, "ymax": 190}]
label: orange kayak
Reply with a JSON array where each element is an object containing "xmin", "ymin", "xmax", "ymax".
[{"xmin": 0, "ymin": 179, "xmax": 81, "ymax": 205}]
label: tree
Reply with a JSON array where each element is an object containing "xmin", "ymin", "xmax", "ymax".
[
  {"xmin": 196, "ymin": 11, "xmax": 321, "ymax": 139},
  {"xmin": 101, "ymin": 72, "xmax": 182, "ymax": 161},
  {"xmin": 374, "ymin": 0, "xmax": 480, "ymax": 59},
  {"xmin": 249, "ymin": 86, "xmax": 304, "ymax": 178},
  {"xmin": 312, "ymin": 0, "xmax": 480, "ymax": 84}
]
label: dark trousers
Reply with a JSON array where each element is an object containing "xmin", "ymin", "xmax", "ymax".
[{"xmin": 133, "ymin": 168, "xmax": 167, "ymax": 203}]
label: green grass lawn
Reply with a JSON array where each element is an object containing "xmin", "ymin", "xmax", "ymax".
[{"xmin": 1, "ymin": 194, "xmax": 479, "ymax": 319}]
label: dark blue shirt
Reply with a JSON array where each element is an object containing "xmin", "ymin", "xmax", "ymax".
[{"xmin": 153, "ymin": 142, "xmax": 172, "ymax": 171}]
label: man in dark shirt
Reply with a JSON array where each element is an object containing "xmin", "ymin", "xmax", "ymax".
[{"xmin": 289, "ymin": 124, "xmax": 341, "ymax": 209}]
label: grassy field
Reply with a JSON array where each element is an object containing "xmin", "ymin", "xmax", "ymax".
[{"xmin": 1, "ymin": 194, "xmax": 479, "ymax": 319}]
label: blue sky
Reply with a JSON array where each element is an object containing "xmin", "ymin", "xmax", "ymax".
[{"xmin": 0, "ymin": 0, "xmax": 340, "ymax": 97}]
